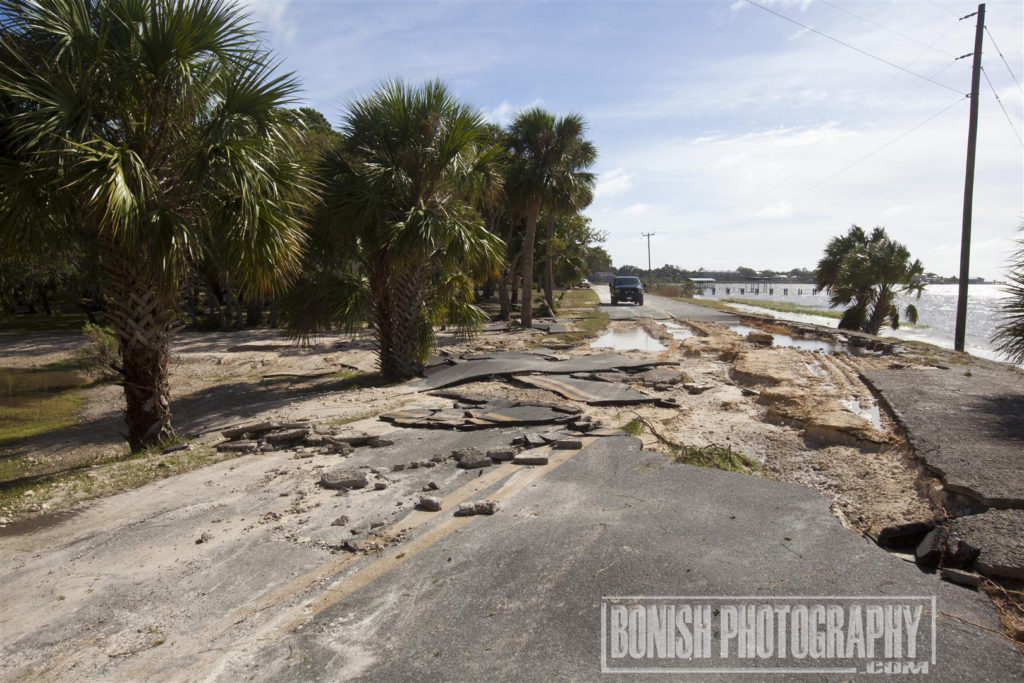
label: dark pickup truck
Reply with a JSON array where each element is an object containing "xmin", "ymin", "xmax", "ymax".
[{"xmin": 610, "ymin": 276, "xmax": 644, "ymax": 305}]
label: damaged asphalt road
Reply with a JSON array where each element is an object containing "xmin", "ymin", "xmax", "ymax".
[{"xmin": 1, "ymin": 345, "xmax": 1022, "ymax": 681}]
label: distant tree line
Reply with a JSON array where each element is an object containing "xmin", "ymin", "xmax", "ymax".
[{"xmin": 604, "ymin": 265, "xmax": 815, "ymax": 283}]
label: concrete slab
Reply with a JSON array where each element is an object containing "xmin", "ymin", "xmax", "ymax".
[
  {"xmin": 409, "ymin": 352, "xmax": 670, "ymax": 391},
  {"xmin": 221, "ymin": 436, "xmax": 1022, "ymax": 681},
  {"xmin": 862, "ymin": 364, "xmax": 1024, "ymax": 507},
  {"xmin": 514, "ymin": 373, "xmax": 658, "ymax": 405}
]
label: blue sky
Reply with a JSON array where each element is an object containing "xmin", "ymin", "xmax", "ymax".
[{"xmin": 246, "ymin": 0, "xmax": 1023, "ymax": 279}]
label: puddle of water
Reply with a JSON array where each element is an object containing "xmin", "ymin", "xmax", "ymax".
[
  {"xmin": 661, "ymin": 321, "xmax": 695, "ymax": 340},
  {"xmin": 590, "ymin": 328, "xmax": 666, "ymax": 352},
  {"xmin": 1, "ymin": 367, "xmax": 86, "ymax": 398},
  {"xmin": 841, "ymin": 398, "xmax": 882, "ymax": 429},
  {"xmin": 729, "ymin": 325, "xmax": 839, "ymax": 353}
]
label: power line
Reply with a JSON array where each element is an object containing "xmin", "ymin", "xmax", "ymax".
[
  {"xmin": 743, "ymin": 0, "xmax": 965, "ymax": 95},
  {"xmin": 981, "ymin": 66, "xmax": 1024, "ymax": 148},
  {"xmin": 926, "ymin": 0, "xmax": 960, "ymax": 19},
  {"xmin": 694, "ymin": 96, "xmax": 969, "ymax": 247},
  {"xmin": 775, "ymin": 96, "xmax": 968, "ymax": 208},
  {"xmin": 984, "ymin": 26, "xmax": 1024, "ymax": 96},
  {"xmin": 819, "ymin": 0, "xmax": 956, "ymax": 58}
]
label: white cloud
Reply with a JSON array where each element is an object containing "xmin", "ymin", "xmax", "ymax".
[
  {"xmin": 482, "ymin": 99, "xmax": 544, "ymax": 126},
  {"xmin": 622, "ymin": 203, "xmax": 651, "ymax": 215},
  {"xmin": 241, "ymin": 0, "xmax": 297, "ymax": 43},
  {"xmin": 596, "ymin": 168, "xmax": 633, "ymax": 198},
  {"xmin": 731, "ymin": 0, "xmax": 815, "ymax": 14}
]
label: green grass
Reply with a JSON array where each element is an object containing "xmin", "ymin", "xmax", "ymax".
[
  {"xmin": 669, "ymin": 296, "xmax": 742, "ymax": 313},
  {"xmin": 670, "ymin": 444, "xmax": 761, "ymax": 474},
  {"xmin": 621, "ymin": 418, "xmax": 645, "ymax": 436},
  {"xmin": 0, "ymin": 442, "xmax": 237, "ymax": 516},
  {"xmin": 0, "ymin": 366, "xmax": 90, "ymax": 447},
  {"xmin": 722, "ymin": 298, "xmax": 930, "ymax": 329},
  {"xmin": 0, "ymin": 391, "xmax": 86, "ymax": 446},
  {"xmin": 722, "ymin": 298, "xmax": 843, "ymax": 319},
  {"xmin": 534, "ymin": 288, "xmax": 609, "ymax": 345},
  {"xmin": 0, "ymin": 313, "xmax": 92, "ymax": 334}
]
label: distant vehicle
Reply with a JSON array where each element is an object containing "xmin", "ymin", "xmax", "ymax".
[
  {"xmin": 578, "ymin": 279, "xmax": 590, "ymax": 288},
  {"xmin": 610, "ymin": 276, "xmax": 644, "ymax": 305}
]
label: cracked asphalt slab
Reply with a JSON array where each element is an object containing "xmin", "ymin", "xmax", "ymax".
[
  {"xmin": 409, "ymin": 351, "xmax": 671, "ymax": 391},
  {"xmin": 211, "ymin": 435, "xmax": 1021, "ymax": 681}
]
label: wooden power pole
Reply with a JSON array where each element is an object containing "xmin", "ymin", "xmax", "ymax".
[
  {"xmin": 954, "ymin": 3, "xmax": 985, "ymax": 352},
  {"xmin": 642, "ymin": 232, "xmax": 655, "ymax": 289}
]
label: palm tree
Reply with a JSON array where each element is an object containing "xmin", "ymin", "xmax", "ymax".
[
  {"xmin": 505, "ymin": 108, "xmax": 596, "ymax": 327},
  {"xmin": 282, "ymin": 80, "xmax": 504, "ymax": 380},
  {"xmin": 994, "ymin": 235, "xmax": 1024, "ymax": 365},
  {"xmin": 814, "ymin": 225, "xmax": 925, "ymax": 335},
  {"xmin": 0, "ymin": 0, "xmax": 311, "ymax": 452}
]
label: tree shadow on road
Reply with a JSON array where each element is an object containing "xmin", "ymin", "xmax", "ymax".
[{"xmin": 974, "ymin": 393, "xmax": 1024, "ymax": 444}]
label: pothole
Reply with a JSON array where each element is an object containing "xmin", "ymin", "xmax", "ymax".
[
  {"xmin": 590, "ymin": 327, "xmax": 666, "ymax": 352},
  {"xmin": 661, "ymin": 321, "xmax": 695, "ymax": 340},
  {"xmin": 841, "ymin": 398, "xmax": 882, "ymax": 430}
]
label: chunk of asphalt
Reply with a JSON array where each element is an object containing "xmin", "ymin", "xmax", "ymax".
[
  {"xmin": 487, "ymin": 448, "xmax": 518, "ymax": 462},
  {"xmin": 418, "ymin": 496, "xmax": 442, "ymax": 512},
  {"xmin": 513, "ymin": 453, "xmax": 550, "ymax": 466},
  {"xmin": 221, "ymin": 420, "xmax": 306, "ymax": 440},
  {"xmin": 914, "ymin": 527, "xmax": 948, "ymax": 569},
  {"xmin": 320, "ymin": 469, "xmax": 369, "ymax": 490},
  {"xmin": 949, "ymin": 509, "xmax": 1024, "ymax": 580},
  {"xmin": 455, "ymin": 500, "xmax": 499, "ymax": 516},
  {"xmin": 216, "ymin": 440, "xmax": 258, "ymax": 453},
  {"xmin": 553, "ymin": 439, "xmax": 583, "ymax": 450},
  {"xmin": 264, "ymin": 427, "xmax": 312, "ymax": 445},
  {"xmin": 523, "ymin": 434, "xmax": 547, "ymax": 448},
  {"xmin": 453, "ymin": 448, "xmax": 490, "ymax": 469}
]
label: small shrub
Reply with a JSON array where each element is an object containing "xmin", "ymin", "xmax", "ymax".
[
  {"xmin": 670, "ymin": 444, "xmax": 761, "ymax": 474},
  {"xmin": 622, "ymin": 418, "xmax": 645, "ymax": 436},
  {"xmin": 75, "ymin": 323, "xmax": 120, "ymax": 380}
]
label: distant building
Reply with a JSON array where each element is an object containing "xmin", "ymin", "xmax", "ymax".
[{"xmin": 688, "ymin": 277, "xmax": 716, "ymax": 293}]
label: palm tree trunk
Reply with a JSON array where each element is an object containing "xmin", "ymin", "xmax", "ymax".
[
  {"xmin": 866, "ymin": 287, "xmax": 892, "ymax": 335},
  {"xmin": 519, "ymin": 203, "xmax": 540, "ymax": 328},
  {"xmin": 543, "ymin": 213, "xmax": 556, "ymax": 316},
  {"xmin": 102, "ymin": 249, "xmax": 177, "ymax": 452},
  {"xmin": 374, "ymin": 261, "xmax": 430, "ymax": 381},
  {"xmin": 498, "ymin": 267, "xmax": 511, "ymax": 321}
]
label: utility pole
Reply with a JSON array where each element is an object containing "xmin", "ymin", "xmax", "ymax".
[
  {"xmin": 954, "ymin": 3, "xmax": 985, "ymax": 352},
  {"xmin": 642, "ymin": 232, "xmax": 655, "ymax": 290}
]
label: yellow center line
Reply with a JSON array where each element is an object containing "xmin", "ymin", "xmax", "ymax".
[{"xmin": 285, "ymin": 437, "xmax": 595, "ymax": 630}]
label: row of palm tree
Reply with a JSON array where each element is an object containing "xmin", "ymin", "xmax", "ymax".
[{"xmin": 0, "ymin": 0, "xmax": 600, "ymax": 452}]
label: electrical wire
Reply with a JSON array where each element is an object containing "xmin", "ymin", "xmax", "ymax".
[
  {"xmin": 981, "ymin": 67, "xmax": 1024, "ymax": 148},
  {"xmin": 819, "ymin": 0, "xmax": 956, "ymax": 58},
  {"xmin": 743, "ymin": 0, "xmax": 965, "ymax": 95},
  {"xmin": 984, "ymin": 26, "xmax": 1024, "ymax": 96},
  {"xmin": 780, "ymin": 96, "xmax": 968, "ymax": 205},
  {"xmin": 926, "ymin": 0, "xmax": 960, "ymax": 19}
]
